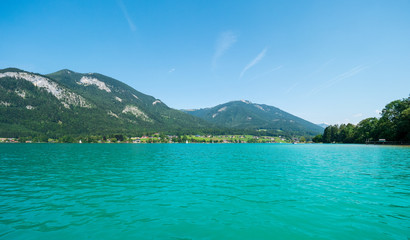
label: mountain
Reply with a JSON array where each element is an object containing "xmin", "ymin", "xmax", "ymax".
[
  {"xmin": 0, "ymin": 68, "xmax": 210, "ymax": 137},
  {"xmin": 184, "ymin": 100, "xmax": 324, "ymax": 136},
  {"xmin": 317, "ymin": 123, "xmax": 329, "ymax": 129},
  {"xmin": 0, "ymin": 68, "xmax": 324, "ymax": 138}
]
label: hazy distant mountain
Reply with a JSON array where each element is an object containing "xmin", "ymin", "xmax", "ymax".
[
  {"xmin": 0, "ymin": 68, "xmax": 210, "ymax": 137},
  {"xmin": 184, "ymin": 100, "xmax": 324, "ymax": 136},
  {"xmin": 317, "ymin": 123, "xmax": 329, "ymax": 129}
]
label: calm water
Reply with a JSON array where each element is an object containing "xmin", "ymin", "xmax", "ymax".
[{"xmin": 0, "ymin": 144, "xmax": 409, "ymax": 239}]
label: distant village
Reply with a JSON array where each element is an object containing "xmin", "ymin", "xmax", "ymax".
[{"xmin": 0, "ymin": 134, "xmax": 290, "ymax": 144}]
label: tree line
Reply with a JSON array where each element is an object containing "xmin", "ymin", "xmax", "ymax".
[{"xmin": 313, "ymin": 96, "xmax": 410, "ymax": 143}]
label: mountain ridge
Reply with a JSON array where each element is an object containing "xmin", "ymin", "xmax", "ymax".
[
  {"xmin": 0, "ymin": 67, "xmax": 324, "ymax": 137},
  {"xmin": 317, "ymin": 123, "xmax": 329, "ymax": 129},
  {"xmin": 0, "ymin": 68, "xmax": 211, "ymax": 137},
  {"xmin": 183, "ymin": 100, "xmax": 324, "ymax": 136}
]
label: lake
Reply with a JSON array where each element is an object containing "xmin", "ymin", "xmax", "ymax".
[{"xmin": 0, "ymin": 144, "xmax": 409, "ymax": 239}]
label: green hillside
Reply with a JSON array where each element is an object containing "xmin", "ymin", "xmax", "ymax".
[
  {"xmin": 0, "ymin": 68, "xmax": 210, "ymax": 137},
  {"xmin": 184, "ymin": 100, "xmax": 324, "ymax": 136},
  {"xmin": 1, "ymin": 68, "xmax": 324, "ymax": 138}
]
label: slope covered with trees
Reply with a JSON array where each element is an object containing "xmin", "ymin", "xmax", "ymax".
[
  {"xmin": 313, "ymin": 96, "xmax": 410, "ymax": 143},
  {"xmin": 184, "ymin": 100, "xmax": 324, "ymax": 136},
  {"xmin": 1, "ymin": 68, "xmax": 327, "ymax": 139},
  {"xmin": 0, "ymin": 68, "xmax": 212, "ymax": 138}
]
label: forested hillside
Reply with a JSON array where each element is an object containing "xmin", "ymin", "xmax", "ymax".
[
  {"xmin": 0, "ymin": 68, "xmax": 211, "ymax": 138},
  {"xmin": 313, "ymin": 96, "xmax": 410, "ymax": 143},
  {"xmin": 1, "ymin": 68, "xmax": 327, "ymax": 139},
  {"xmin": 184, "ymin": 100, "xmax": 324, "ymax": 136}
]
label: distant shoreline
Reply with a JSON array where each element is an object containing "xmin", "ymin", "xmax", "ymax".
[
  {"xmin": 1, "ymin": 142, "xmax": 409, "ymax": 146},
  {"xmin": 0, "ymin": 135, "xmax": 290, "ymax": 144}
]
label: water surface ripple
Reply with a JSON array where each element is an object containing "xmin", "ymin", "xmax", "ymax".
[{"xmin": 0, "ymin": 144, "xmax": 409, "ymax": 239}]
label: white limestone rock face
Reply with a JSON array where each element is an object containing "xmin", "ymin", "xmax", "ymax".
[
  {"xmin": 15, "ymin": 89, "xmax": 26, "ymax": 98},
  {"xmin": 78, "ymin": 76, "xmax": 111, "ymax": 92},
  {"xmin": 115, "ymin": 96, "xmax": 123, "ymax": 102},
  {"xmin": 122, "ymin": 105, "xmax": 151, "ymax": 122},
  {"xmin": 212, "ymin": 106, "xmax": 227, "ymax": 118},
  {"xmin": 0, "ymin": 72, "xmax": 92, "ymax": 108},
  {"xmin": 152, "ymin": 100, "xmax": 161, "ymax": 105},
  {"xmin": 108, "ymin": 111, "xmax": 119, "ymax": 118},
  {"xmin": 26, "ymin": 105, "xmax": 34, "ymax": 110},
  {"xmin": 60, "ymin": 90, "xmax": 92, "ymax": 108},
  {"xmin": 0, "ymin": 101, "xmax": 11, "ymax": 107},
  {"xmin": 254, "ymin": 105, "xmax": 265, "ymax": 111},
  {"xmin": 218, "ymin": 106, "xmax": 227, "ymax": 112}
]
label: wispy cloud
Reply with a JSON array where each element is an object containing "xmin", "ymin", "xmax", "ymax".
[
  {"xmin": 118, "ymin": 0, "xmax": 136, "ymax": 32},
  {"xmin": 250, "ymin": 65, "xmax": 282, "ymax": 82},
  {"xmin": 168, "ymin": 68, "xmax": 175, "ymax": 73},
  {"xmin": 353, "ymin": 113, "xmax": 363, "ymax": 118},
  {"xmin": 284, "ymin": 82, "xmax": 299, "ymax": 95},
  {"xmin": 309, "ymin": 65, "xmax": 367, "ymax": 95},
  {"xmin": 240, "ymin": 48, "xmax": 267, "ymax": 79},
  {"xmin": 212, "ymin": 31, "xmax": 237, "ymax": 70},
  {"xmin": 310, "ymin": 58, "xmax": 335, "ymax": 76}
]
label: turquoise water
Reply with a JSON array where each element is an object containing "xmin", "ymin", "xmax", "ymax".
[{"xmin": 0, "ymin": 144, "xmax": 409, "ymax": 239}]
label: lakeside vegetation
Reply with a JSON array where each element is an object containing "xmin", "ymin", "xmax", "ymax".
[
  {"xmin": 0, "ymin": 134, "xmax": 289, "ymax": 144},
  {"xmin": 313, "ymin": 96, "xmax": 410, "ymax": 144},
  {"xmin": 1, "ymin": 69, "xmax": 408, "ymax": 143},
  {"xmin": 0, "ymin": 68, "xmax": 322, "ymax": 140}
]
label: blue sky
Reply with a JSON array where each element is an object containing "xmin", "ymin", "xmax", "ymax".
[{"xmin": 1, "ymin": 0, "xmax": 409, "ymax": 124}]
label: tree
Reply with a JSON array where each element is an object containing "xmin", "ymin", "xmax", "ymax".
[
  {"xmin": 339, "ymin": 123, "xmax": 355, "ymax": 143},
  {"xmin": 354, "ymin": 118, "xmax": 378, "ymax": 143},
  {"xmin": 329, "ymin": 125, "xmax": 339, "ymax": 143},
  {"xmin": 378, "ymin": 96, "xmax": 410, "ymax": 141},
  {"xmin": 323, "ymin": 127, "xmax": 332, "ymax": 143},
  {"xmin": 397, "ymin": 107, "xmax": 410, "ymax": 141},
  {"xmin": 114, "ymin": 134, "xmax": 124, "ymax": 142},
  {"xmin": 312, "ymin": 134, "xmax": 323, "ymax": 143}
]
